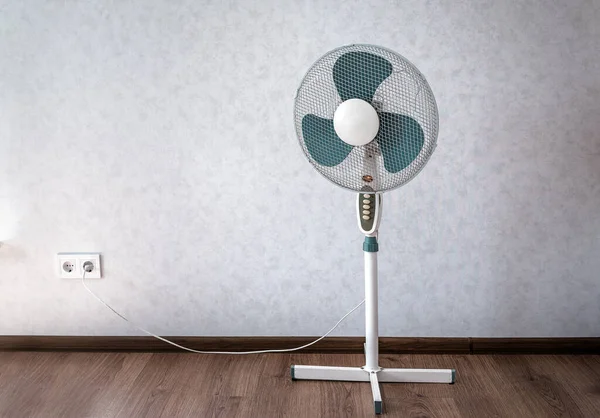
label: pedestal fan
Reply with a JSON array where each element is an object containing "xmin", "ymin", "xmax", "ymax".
[{"xmin": 291, "ymin": 44, "xmax": 454, "ymax": 415}]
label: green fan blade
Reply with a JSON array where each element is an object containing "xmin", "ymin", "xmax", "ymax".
[
  {"xmin": 302, "ymin": 114, "xmax": 353, "ymax": 167},
  {"xmin": 377, "ymin": 112, "xmax": 425, "ymax": 173},
  {"xmin": 333, "ymin": 51, "xmax": 393, "ymax": 102}
]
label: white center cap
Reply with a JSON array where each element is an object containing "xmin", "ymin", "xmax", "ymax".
[{"xmin": 333, "ymin": 98, "xmax": 380, "ymax": 146}]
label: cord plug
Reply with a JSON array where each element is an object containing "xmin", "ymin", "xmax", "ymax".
[{"xmin": 82, "ymin": 261, "xmax": 94, "ymax": 273}]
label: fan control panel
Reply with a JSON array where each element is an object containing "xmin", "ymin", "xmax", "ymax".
[{"xmin": 357, "ymin": 192, "xmax": 381, "ymax": 235}]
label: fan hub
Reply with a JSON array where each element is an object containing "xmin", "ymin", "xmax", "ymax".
[{"xmin": 333, "ymin": 99, "xmax": 379, "ymax": 147}]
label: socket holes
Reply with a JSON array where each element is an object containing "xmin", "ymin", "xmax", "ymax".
[{"xmin": 62, "ymin": 261, "xmax": 75, "ymax": 273}]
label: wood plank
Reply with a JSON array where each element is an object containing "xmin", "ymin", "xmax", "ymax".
[
  {"xmin": 82, "ymin": 353, "xmax": 153, "ymax": 417},
  {"xmin": 284, "ymin": 354, "xmax": 372, "ymax": 417},
  {"xmin": 1, "ymin": 352, "xmax": 600, "ymax": 417},
  {"xmin": 0, "ymin": 352, "xmax": 67, "ymax": 417},
  {"xmin": 526, "ymin": 355, "xmax": 600, "ymax": 417},
  {"xmin": 490, "ymin": 355, "xmax": 585, "ymax": 417},
  {"xmin": 446, "ymin": 355, "xmax": 518, "ymax": 417},
  {"xmin": 377, "ymin": 354, "xmax": 462, "ymax": 417}
]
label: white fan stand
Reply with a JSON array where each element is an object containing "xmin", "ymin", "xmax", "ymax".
[{"xmin": 291, "ymin": 193, "xmax": 455, "ymax": 415}]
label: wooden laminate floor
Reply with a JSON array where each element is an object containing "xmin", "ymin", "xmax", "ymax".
[{"xmin": 0, "ymin": 352, "xmax": 599, "ymax": 417}]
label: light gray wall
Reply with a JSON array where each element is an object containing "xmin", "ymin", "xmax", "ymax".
[{"xmin": 1, "ymin": 0, "xmax": 599, "ymax": 337}]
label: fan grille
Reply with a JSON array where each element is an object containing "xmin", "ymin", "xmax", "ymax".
[{"xmin": 294, "ymin": 44, "xmax": 438, "ymax": 193}]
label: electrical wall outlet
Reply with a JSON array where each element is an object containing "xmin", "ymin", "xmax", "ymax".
[{"xmin": 57, "ymin": 253, "xmax": 102, "ymax": 279}]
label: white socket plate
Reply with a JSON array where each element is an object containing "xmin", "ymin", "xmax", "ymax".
[{"xmin": 57, "ymin": 253, "xmax": 102, "ymax": 279}]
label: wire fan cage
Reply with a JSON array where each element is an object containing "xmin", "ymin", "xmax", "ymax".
[{"xmin": 294, "ymin": 44, "xmax": 439, "ymax": 193}]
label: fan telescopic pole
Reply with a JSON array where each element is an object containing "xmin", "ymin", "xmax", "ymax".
[{"xmin": 364, "ymin": 237, "xmax": 379, "ymax": 372}]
